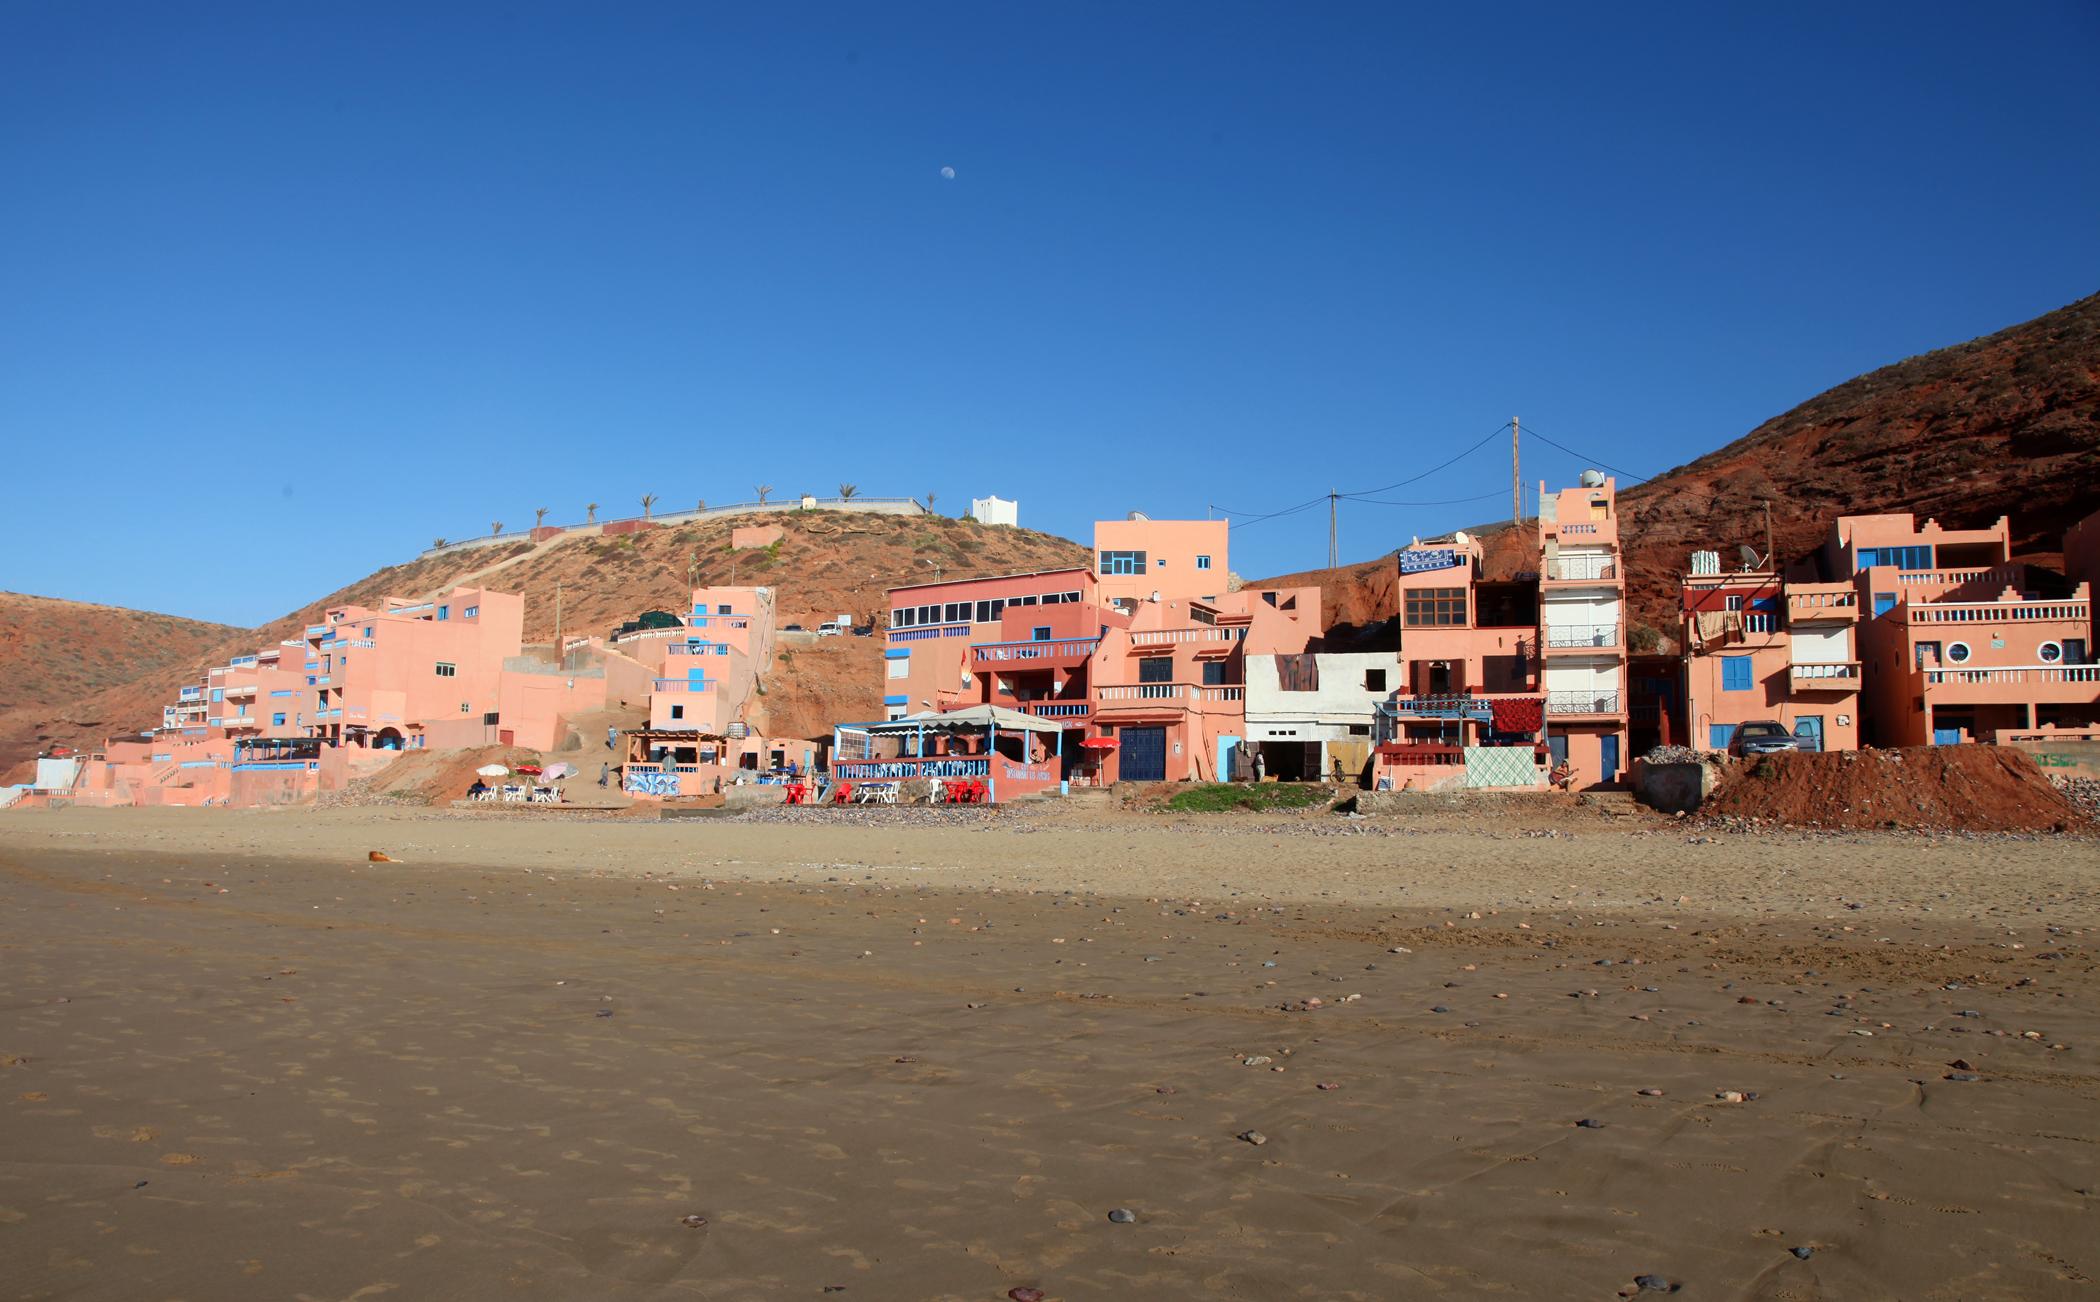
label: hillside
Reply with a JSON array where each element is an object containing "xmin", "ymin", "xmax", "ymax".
[
  {"xmin": 1252, "ymin": 292, "xmax": 2100, "ymax": 644},
  {"xmin": 0, "ymin": 593, "xmax": 243, "ymax": 773},
  {"xmin": 0, "ymin": 513, "xmax": 1089, "ymax": 766}
]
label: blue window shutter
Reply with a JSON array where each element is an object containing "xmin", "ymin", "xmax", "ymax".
[
  {"xmin": 1709, "ymin": 724, "xmax": 1735, "ymax": 749},
  {"xmin": 1722, "ymin": 656, "xmax": 1751, "ymax": 691},
  {"xmin": 1873, "ymin": 594, "xmax": 1896, "ymax": 617}
]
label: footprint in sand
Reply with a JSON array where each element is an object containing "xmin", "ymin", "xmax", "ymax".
[{"xmin": 159, "ymin": 1152, "xmax": 200, "ymax": 1166}]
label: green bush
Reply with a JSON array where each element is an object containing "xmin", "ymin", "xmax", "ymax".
[{"xmin": 1165, "ymin": 783, "xmax": 1330, "ymax": 813}]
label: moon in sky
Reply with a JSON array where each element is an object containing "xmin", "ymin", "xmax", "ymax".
[{"xmin": 939, "ymin": 166, "xmax": 956, "ymax": 180}]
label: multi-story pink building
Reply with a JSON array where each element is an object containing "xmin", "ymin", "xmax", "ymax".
[
  {"xmin": 301, "ymin": 587, "xmax": 526, "ymax": 750},
  {"xmin": 1536, "ymin": 476, "xmax": 1630, "ymax": 786},
  {"xmin": 614, "ymin": 586, "xmax": 821, "ymax": 797},
  {"xmin": 1679, "ymin": 560, "xmax": 1862, "ymax": 752},
  {"xmin": 1829, "ymin": 513, "xmax": 2097, "ymax": 745},
  {"xmin": 1092, "ymin": 516, "xmax": 1230, "ymax": 612}
]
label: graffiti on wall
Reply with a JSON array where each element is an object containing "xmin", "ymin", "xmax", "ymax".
[
  {"xmin": 625, "ymin": 769, "xmax": 682, "ymax": 797},
  {"xmin": 834, "ymin": 758, "xmax": 990, "ymax": 781}
]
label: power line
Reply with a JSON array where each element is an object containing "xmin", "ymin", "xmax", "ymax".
[
  {"xmin": 1340, "ymin": 488, "xmax": 1507, "ymax": 508},
  {"xmin": 1514, "ymin": 421, "xmax": 1653, "ymax": 485}
]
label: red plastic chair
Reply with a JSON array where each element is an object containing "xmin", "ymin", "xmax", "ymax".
[{"xmin": 831, "ymin": 782, "xmax": 852, "ymax": 804}]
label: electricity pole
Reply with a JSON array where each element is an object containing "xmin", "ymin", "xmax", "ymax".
[
  {"xmin": 553, "ymin": 582, "xmax": 564, "ymax": 654},
  {"xmin": 1328, "ymin": 490, "xmax": 1338, "ymax": 568},
  {"xmin": 1511, "ymin": 416, "xmax": 1521, "ymax": 525}
]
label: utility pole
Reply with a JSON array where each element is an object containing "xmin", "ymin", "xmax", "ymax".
[
  {"xmin": 553, "ymin": 582, "xmax": 563, "ymax": 654},
  {"xmin": 1328, "ymin": 490, "xmax": 1338, "ymax": 568},
  {"xmin": 1762, "ymin": 501, "xmax": 1775, "ymax": 571},
  {"xmin": 1511, "ymin": 416, "xmax": 1521, "ymax": 525}
]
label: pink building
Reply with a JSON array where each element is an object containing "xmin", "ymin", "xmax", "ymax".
[
  {"xmin": 1829, "ymin": 513, "xmax": 2097, "ymax": 745},
  {"xmin": 300, "ymin": 587, "xmax": 526, "ymax": 750},
  {"xmin": 1374, "ymin": 531, "xmax": 1548, "ymax": 792},
  {"xmin": 1536, "ymin": 477, "xmax": 1630, "ymax": 786},
  {"xmin": 1679, "ymin": 561, "xmax": 1862, "ymax": 752},
  {"xmin": 1093, "ymin": 516, "xmax": 1230, "ymax": 612},
  {"xmin": 615, "ymin": 586, "xmax": 815, "ymax": 798}
]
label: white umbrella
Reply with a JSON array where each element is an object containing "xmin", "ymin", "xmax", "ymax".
[
  {"xmin": 543, "ymin": 763, "xmax": 572, "ymax": 780},
  {"xmin": 476, "ymin": 764, "xmax": 509, "ymax": 777}
]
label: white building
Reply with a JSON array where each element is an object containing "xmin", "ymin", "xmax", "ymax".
[
  {"xmin": 970, "ymin": 495, "xmax": 1019, "ymax": 528},
  {"xmin": 1241, "ymin": 650, "xmax": 1392, "ymax": 782}
]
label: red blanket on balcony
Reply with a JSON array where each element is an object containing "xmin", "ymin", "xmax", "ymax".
[{"xmin": 1489, "ymin": 696, "xmax": 1543, "ymax": 734}]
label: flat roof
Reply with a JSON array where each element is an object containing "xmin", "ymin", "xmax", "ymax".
[{"xmin": 888, "ymin": 566, "xmax": 1093, "ymax": 596}]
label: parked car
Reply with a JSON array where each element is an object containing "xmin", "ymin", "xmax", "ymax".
[
  {"xmin": 816, "ymin": 624, "xmax": 842, "ymax": 638},
  {"xmin": 1727, "ymin": 720, "xmax": 1800, "ymax": 757},
  {"xmin": 783, "ymin": 623, "xmax": 805, "ymax": 632},
  {"xmin": 851, "ymin": 626, "xmax": 875, "ymax": 637}
]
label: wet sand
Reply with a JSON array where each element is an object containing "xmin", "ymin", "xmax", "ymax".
[{"xmin": 1, "ymin": 806, "xmax": 2095, "ymax": 1299}]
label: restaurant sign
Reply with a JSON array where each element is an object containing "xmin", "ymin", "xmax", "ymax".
[{"xmin": 1400, "ymin": 548, "xmax": 1461, "ymax": 575}]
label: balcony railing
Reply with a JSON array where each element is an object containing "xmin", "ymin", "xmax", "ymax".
[
  {"xmin": 1129, "ymin": 627, "xmax": 1244, "ymax": 646},
  {"xmin": 1545, "ymin": 690, "xmax": 1623, "ymax": 716},
  {"xmin": 667, "ymin": 643, "xmax": 727, "ymax": 656},
  {"xmin": 1544, "ymin": 623, "xmax": 1620, "ymax": 649},
  {"xmin": 1023, "ymin": 701, "xmax": 1091, "ymax": 718},
  {"xmin": 1544, "ymin": 556, "xmax": 1618, "ymax": 582},
  {"xmin": 1786, "ymin": 585, "xmax": 1858, "ymax": 619},
  {"xmin": 1910, "ymin": 600, "xmax": 2090, "ymax": 625},
  {"xmin": 178, "ymin": 687, "xmax": 203, "ymax": 701},
  {"xmin": 973, "ymin": 637, "xmax": 1099, "ymax": 665},
  {"xmin": 1924, "ymin": 665, "xmax": 2100, "ymax": 686},
  {"xmin": 306, "ymin": 624, "xmax": 330, "ymax": 637},
  {"xmin": 651, "ymin": 678, "xmax": 712, "ymax": 692},
  {"xmin": 1789, "ymin": 661, "xmax": 1861, "ymax": 689},
  {"xmin": 1892, "ymin": 567, "xmax": 2010, "ymax": 588},
  {"xmin": 1387, "ymin": 695, "xmax": 1494, "ymax": 720},
  {"xmin": 1096, "ymin": 683, "xmax": 1243, "ymax": 704},
  {"xmin": 888, "ymin": 624, "xmax": 971, "ymax": 642}
]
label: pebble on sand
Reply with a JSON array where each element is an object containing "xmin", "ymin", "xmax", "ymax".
[
  {"xmin": 1008, "ymin": 1289, "xmax": 1046, "ymax": 1302},
  {"xmin": 679, "ymin": 1214, "xmax": 708, "ymax": 1228},
  {"xmin": 1791, "ymin": 1246, "xmax": 1814, "ymax": 1260},
  {"xmin": 1238, "ymin": 1130, "xmax": 1268, "ymax": 1146},
  {"xmin": 1576, "ymin": 1118, "xmax": 1606, "ymax": 1129},
  {"xmin": 1107, "ymin": 1208, "xmax": 1136, "ymax": 1224}
]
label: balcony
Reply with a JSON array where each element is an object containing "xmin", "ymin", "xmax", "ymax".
[
  {"xmin": 651, "ymin": 678, "xmax": 713, "ymax": 693},
  {"xmin": 178, "ymin": 687, "xmax": 203, "ymax": 701},
  {"xmin": 1543, "ymin": 623, "xmax": 1621, "ymax": 653},
  {"xmin": 1545, "ymin": 690, "xmax": 1623, "ymax": 718},
  {"xmin": 305, "ymin": 624, "xmax": 330, "ymax": 637},
  {"xmin": 1909, "ymin": 599, "xmax": 2090, "ymax": 627},
  {"xmin": 1923, "ymin": 664, "xmax": 2100, "ymax": 697},
  {"xmin": 1021, "ymin": 700, "xmax": 1092, "ymax": 721},
  {"xmin": 1789, "ymin": 661, "xmax": 1861, "ymax": 692},
  {"xmin": 972, "ymin": 637, "xmax": 1099, "ymax": 669},
  {"xmin": 1786, "ymin": 584, "xmax": 1858, "ymax": 622},
  {"xmin": 1095, "ymin": 683, "xmax": 1244, "ymax": 707},
  {"xmin": 1129, "ymin": 627, "xmax": 1245, "ymax": 647},
  {"xmin": 1542, "ymin": 556, "xmax": 1620, "ymax": 585},
  {"xmin": 1388, "ymin": 694, "xmax": 1493, "ymax": 721}
]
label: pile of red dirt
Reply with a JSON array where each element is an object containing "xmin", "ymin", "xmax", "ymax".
[{"xmin": 1695, "ymin": 746, "xmax": 2088, "ymax": 834}]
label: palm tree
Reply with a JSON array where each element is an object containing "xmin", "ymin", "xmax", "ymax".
[
  {"xmin": 640, "ymin": 494, "xmax": 657, "ymax": 519},
  {"xmin": 755, "ymin": 484, "xmax": 774, "ymax": 505},
  {"xmin": 585, "ymin": 502, "xmax": 599, "ymax": 524},
  {"xmin": 838, "ymin": 483, "xmax": 860, "ymax": 501},
  {"xmin": 533, "ymin": 506, "xmax": 549, "ymax": 529},
  {"xmin": 491, "ymin": 520, "xmax": 504, "ymax": 536},
  {"xmin": 696, "ymin": 497, "xmax": 707, "ymax": 513},
  {"xmin": 433, "ymin": 537, "xmax": 448, "ymax": 549},
  {"xmin": 925, "ymin": 490, "xmax": 937, "ymax": 511}
]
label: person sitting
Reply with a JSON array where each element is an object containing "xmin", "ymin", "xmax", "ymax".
[{"xmin": 467, "ymin": 778, "xmax": 490, "ymax": 799}]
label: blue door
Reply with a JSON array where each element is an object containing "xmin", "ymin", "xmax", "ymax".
[
  {"xmin": 1599, "ymin": 735, "xmax": 1620, "ymax": 783},
  {"xmin": 1793, "ymin": 716, "xmax": 1824, "ymax": 752},
  {"xmin": 1119, "ymin": 726, "xmax": 1167, "ymax": 783},
  {"xmin": 1217, "ymin": 735, "xmax": 1241, "ymax": 782}
]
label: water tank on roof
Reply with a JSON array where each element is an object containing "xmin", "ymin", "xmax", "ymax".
[
  {"xmin": 1690, "ymin": 550, "xmax": 1721, "ymax": 575},
  {"xmin": 1579, "ymin": 469, "xmax": 1606, "ymax": 488}
]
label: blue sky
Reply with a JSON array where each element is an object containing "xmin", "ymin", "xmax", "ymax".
[{"xmin": 5, "ymin": 2, "xmax": 2096, "ymax": 625}]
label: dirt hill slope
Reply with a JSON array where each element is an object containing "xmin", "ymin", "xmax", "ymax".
[
  {"xmin": 0, "ymin": 593, "xmax": 243, "ymax": 773},
  {"xmin": 1, "ymin": 513, "xmax": 1088, "ymax": 765},
  {"xmin": 1253, "ymin": 292, "xmax": 2100, "ymax": 643}
]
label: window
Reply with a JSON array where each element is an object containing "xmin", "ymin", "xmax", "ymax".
[
  {"xmin": 463, "ymin": 605, "xmax": 478, "ymax": 618},
  {"xmin": 945, "ymin": 602, "xmax": 969, "ymax": 623},
  {"xmin": 1709, "ymin": 723, "xmax": 1737, "ymax": 749},
  {"xmin": 435, "ymin": 662, "xmax": 457, "ymax": 677},
  {"xmin": 1946, "ymin": 641, "xmax": 1971, "ymax": 665},
  {"xmin": 1100, "ymin": 550, "xmax": 1146, "ymax": 575},
  {"xmin": 1722, "ymin": 656, "xmax": 1752, "ymax": 690},
  {"xmin": 436, "ymin": 605, "xmax": 449, "ymax": 621},
  {"xmin": 1364, "ymin": 668, "xmax": 1387, "ymax": 692},
  {"xmin": 1349, "ymin": 723, "xmax": 1370, "ymax": 736},
  {"xmin": 1724, "ymin": 595, "xmax": 1744, "ymax": 613},
  {"xmin": 1138, "ymin": 656, "xmax": 1173, "ymax": 683},
  {"xmin": 272, "ymin": 713, "xmax": 287, "ymax": 727},
  {"xmin": 211, "ymin": 688, "xmax": 224, "ymax": 702},
  {"xmin": 886, "ymin": 657, "xmax": 909, "ymax": 680},
  {"xmin": 1013, "ymin": 594, "xmax": 1037, "ymax": 607},
  {"xmin": 1202, "ymin": 661, "xmax": 1227, "ymax": 685},
  {"xmin": 1404, "ymin": 588, "xmax": 1467, "ymax": 627},
  {"xmin": 2039, "ymin": 641, "xmax": 2063, "ymax": 664},
  {"xmin": 1857, "ymin": 544, "xmax": 1933, "ymax": 571},
  {"xmin": 1872, "ymin": 593, "xmax": 1897, "ymax": 617},
  {"xmin": 670, "ymin": 704, "xmax": 685, "ymax": 720},
  {"xmin": 718, "ymin": 604, "xmax": 732, "ymax": 615},
  {"xmin": 1196, "ymin": 554, "xmax": 1212, "ymax": 571},
  {"xmin": 363, "ymin": 626, "xmax": 373, "ymax": 637},
  {"xmin": 1033, "ymin": 626, "xmax": 1052, "ymax": 642}
]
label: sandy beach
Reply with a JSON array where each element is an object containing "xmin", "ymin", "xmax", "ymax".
[{"xmin": 2, "ymin": 803, "xmax": 2095, "ymax": 1299}]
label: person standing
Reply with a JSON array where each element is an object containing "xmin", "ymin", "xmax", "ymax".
[{"xmin": 1253, "ymin": 749, "xmax": 1266, "ymax": 783}]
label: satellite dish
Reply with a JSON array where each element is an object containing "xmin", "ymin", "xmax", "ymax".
[
  {"xmin": 1579, "ymin": 469, "xmax": 1605, "ymax": 488},
  {"xmin": 1737, "ymin": 544, "xmax": 1761, "ymax": 570},
  {"xmin": 1453, "ymin": 530, "xmax": 1471, "ymax": 546}
]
